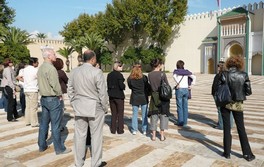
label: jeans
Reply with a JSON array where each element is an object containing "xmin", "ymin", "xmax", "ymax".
[
  {"xmin": 217, "ymin": 106, "xmax": 234, "ymax": 129},
  {"xmin": 20, "ymin": 88, "xmax": 26, "ymax": 115},
  {"xmin": 38, "ymin": 96, "xmax": 66, "ymax": 154},
  {"xmin": 214, "ymin": 96, "xmax": 234, "ymax": 129},
  {"xmin": 176, "ymin": 88, "xmax": 189, "ymax": 126},
  {"xmin": 132, "ymin": 104, "xmax": 148, "ymax": 132}
]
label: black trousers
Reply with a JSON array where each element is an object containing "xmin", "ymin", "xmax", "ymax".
[
  {"xmin": 4, "ymin": 86, "xmax": 18, "ymax": 121},
  {"xmin": 221, "ymin": 107, "xmax": 253, "ymax": 156},
  {"xmin": 109, "ymin": 98, "xmax": 124, "ymax": 134}
]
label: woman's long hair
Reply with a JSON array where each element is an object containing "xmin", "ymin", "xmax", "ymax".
[
  {"xmin": 225, "ymin": 55, "xmax": 244, "ymax": 71},
  {"xmin": 129, "ymin": 64, "xmax": 143, "ymax": 79}
]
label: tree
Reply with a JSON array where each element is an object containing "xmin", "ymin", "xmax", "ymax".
[
  {"xmin": 0, "ymin": 43, "xmax": 30, "ymax": 64},
  {"xmin": 0, "ymin": 27, "xmax": 31, "ymax": 64},
  {"xmin": 100, "ymin": 50, "xmax": 113, "ymax": 71},
  {"xmin": 80, "ymin": 33, "xmax": 108, "ymax": 65},
  {"xmin": 59, "ymin": 13, "xmax": 95, "ymax": 42},
  {"xmin": 65, "ymin": 39, "xmax": 83, "ymax": 65},
  {"xmin": 0, "ymin": 0, "xmax": 15, "ymax": 37},
  {"xmin": 1, "ymin": 27, "xmax": 32, "ymax": 45},
  {"xmin": 57, "ymin": 46, "xmax": 74, "ymax": 72},
  {"xmin": 0, "ymin": 0, "xmax": 15, "ymax": 28},
  {"xmin": 36, "ymin": 33, "xmax": 47, "ymax": 39}
]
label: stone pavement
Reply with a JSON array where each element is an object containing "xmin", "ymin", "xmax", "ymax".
[{"xmin": 0, "ymin": 74, "xmax": 264, "ymax": 167}]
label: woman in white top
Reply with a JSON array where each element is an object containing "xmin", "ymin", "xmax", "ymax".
[{"xmin": 173, "ymin": 60, "xmax": 196, "ymax": 127}]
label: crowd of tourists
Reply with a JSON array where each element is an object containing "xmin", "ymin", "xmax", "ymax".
[{"xmin": 0, "ymin": 48, "xmax": 255, "ymax": 166}]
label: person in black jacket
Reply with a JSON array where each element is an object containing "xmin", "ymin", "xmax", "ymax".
[
  {"xmin": 220, "ymin": 55, "xmax": 255, "ymax": 161},
  {"xmin": 127, "ymin": 64, "xmax": 149, "ymax": 135},
  {"xmin": 211, "ymin": 61, "xmax": 233, "ymax": 130},
  {"xmin": 107, "ymin": 61, "xmax": 126, "ymax": 134}
]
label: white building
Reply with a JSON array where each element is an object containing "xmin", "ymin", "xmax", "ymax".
[{"xmin": 165, "ymin": 2, "xmax": 264, "ymax": 75}]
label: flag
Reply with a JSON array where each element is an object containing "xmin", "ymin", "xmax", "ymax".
[{"xmin": 217, "ymin": 0, "xmax": 221, "ymax": 8}]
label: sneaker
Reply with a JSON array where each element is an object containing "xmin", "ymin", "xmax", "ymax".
[
  {"xmin": 143, "ymin": 131, "xmax": 147, "ymax": 135},
  {"xmin": 132, "ymin": 131, "xmax": 137, "ymax": 135},
  {"xmin": 56, "ymin": 148, "xmax": 72, "ymax": 155}
]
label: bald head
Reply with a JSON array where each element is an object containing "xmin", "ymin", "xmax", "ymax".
[{"xmin": 83, "ymin": 50, "xmax": 97, "ymax": 66}]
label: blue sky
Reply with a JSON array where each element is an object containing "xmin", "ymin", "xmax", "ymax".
[{"xmin": 6, "ymin": 0, "xmax": 258, "ymax": 39}]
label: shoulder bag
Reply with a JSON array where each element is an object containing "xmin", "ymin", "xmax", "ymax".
[{"xmin": 159, "ymin": 73, "xmax": 172, "ymax": 101}]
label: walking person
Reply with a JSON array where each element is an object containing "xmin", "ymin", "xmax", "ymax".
[
  {"xmin": 20, "ymin": 57, "xmax": 39, "ymax": 127},
  {"xmin": 68, "ymin": 50, "xmax": 108, "ymax": 167},
  {"xmin": 211, "ymin": 61, "xmax": 233, "ymax": 130},
  {"xmin": 173, "ymin": 60, "xmax": 196, "ymax": 127},
  {"xmin": 37, "ymin": 47, "xmax": 71, "ymax": 154},
  {"xmin": 127, "ymin": 64, "xmax": 149, "ymax": 135},
  {"xmin": 53, "ymin": 57, "xmax": 68, "ymax": 132},
  {"xmin": 220, "ymin": 55, "xmax": 255, "ymax": 161},
  {"xmin": 148, "ymin": 58, "xmax": 170, "ymax": 141},
  {"xmin": 107, "ymin": 61, "xmax": 126, "ymax": 134},
  {"xmin": 1, "ymin": 58, "xmax": 19, "ymax": 122}
]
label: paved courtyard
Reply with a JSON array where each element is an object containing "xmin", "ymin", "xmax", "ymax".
[{"xmin": 0, "ymin": 74, "xmax": 264, "ymax": 167}]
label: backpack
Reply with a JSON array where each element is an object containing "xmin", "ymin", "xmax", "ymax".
[{"xmin": 159, "ymin": 73, "xmax": 172, "ymax": 101}]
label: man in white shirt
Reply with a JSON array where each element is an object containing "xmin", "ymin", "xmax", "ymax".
[{"xmin": 21, "ymin": 57, "xmax": 39, "ymax": 127}]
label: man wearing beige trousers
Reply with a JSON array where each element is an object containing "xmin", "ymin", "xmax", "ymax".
[
  {"xmin": 68, "ymin": 50, "xmax": 108, "ymax": 167},
  {"xmin": 19, "ymin": 57, "xmax": 40, "ymax": 127}
]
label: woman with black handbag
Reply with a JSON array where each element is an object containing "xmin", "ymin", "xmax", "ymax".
[
  {"xmin": 148, "ymin": 58, "xmax": 170, "ymax": 141},
  {"xmin": 220, "ymin": 55, "xmax": 255, "ymax": 161}
]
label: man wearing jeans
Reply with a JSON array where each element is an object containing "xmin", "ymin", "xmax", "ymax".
[{"xmin": 37, "ymin": 47, "xmax": 71, "ymax": 155}]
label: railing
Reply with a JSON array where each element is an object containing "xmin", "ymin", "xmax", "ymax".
[{"xmin": 221, "ymin": 23, "xmax": 246, "ymax": 36}]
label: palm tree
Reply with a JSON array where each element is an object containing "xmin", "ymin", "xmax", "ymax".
[
  {"xmin": 36, "ymin": 33, "xmax": 47, "ymax": 39},
  {"xmin": 80, "ymin": 33, "xmax": 108, "ymax": 66},
  {"xmin": 1, "ymin": 27, "xmax": 32, "ymax": 45},
  {"xmin": 57, "ymin": 46, "xmax": 74, "ymax": 72},
  {"xmin": 65, "ymin": 39, "xmax": 83, "ymax": 66}
]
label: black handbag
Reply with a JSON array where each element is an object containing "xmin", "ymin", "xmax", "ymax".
[
  {"xmin": 159, "ymin": 73, "xmax": 172, "ymax": 101},
  {"xmin": 215, "ymin": 73, "xmax": 232, "ymax": 107}
]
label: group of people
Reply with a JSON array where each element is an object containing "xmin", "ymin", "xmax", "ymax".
[
  {"xmin": 0, "ymin": 49, "xmax": 255, "ymax": 166},
  {"xmin": 0, "ymin": 47, "xmax": 71, "ymax": 155}
]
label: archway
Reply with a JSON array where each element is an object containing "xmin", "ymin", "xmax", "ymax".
[
  {"xmin": 208, "ymin": 58, "xmax": 214, "ymax": 74},
  {"xmin": 229, "ymin": 43, "xmax": 243, "ymax": 57},
  {"xmin": 252, "ymin": 53, "xmax": 262, "ymax": 75}
]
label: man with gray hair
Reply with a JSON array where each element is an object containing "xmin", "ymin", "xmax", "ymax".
[
  {"xmin": 37, "ymin": 47, "xmax": 71, "ymax": 155},
  {"xmin": 68, "ymin": 50, "xmax": 108, "ymax": 167}
]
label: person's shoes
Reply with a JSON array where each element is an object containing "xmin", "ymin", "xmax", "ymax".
[
  {"xmin": 222, "ymin": 153, "xmax": 230, "ymax": 159},
  {"xmin": 60, "ymin": 127, "xmax": 65, "ymax": 132},
  {"xmin": 160, "ymin": 136, "xmax": 166, "ymax": 141},
  {"xmin": 117, "ymin": 131, "xmax": 124, "ymax": 134},
  {"xmin": 99, "ymin": 161, "xmax": 107, "ymax": 167},
  {"xmin": 177, "ymin": 122, "xmax": 184, "ymax": 126},
  {"xmin": 243, "ymin": 154, "xmax": 255, "ymax": 161},
  {"xmin": 8, "ymin": 119, "xmax": 18, "ymax": 122},
  {"xmin": 143, "ymin": 131, "xmax": 147, "ymax": 135},
  {"xmin": 39, "ymin": 146, "xmax": 49, "ymax": 152},
  {"xmin": 56, "ymin": 148, "xmax": 72, "ymax": 155},
  {"xmin": 132, "ymin": 131, "xmax": 137, "ymax": 135}
]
